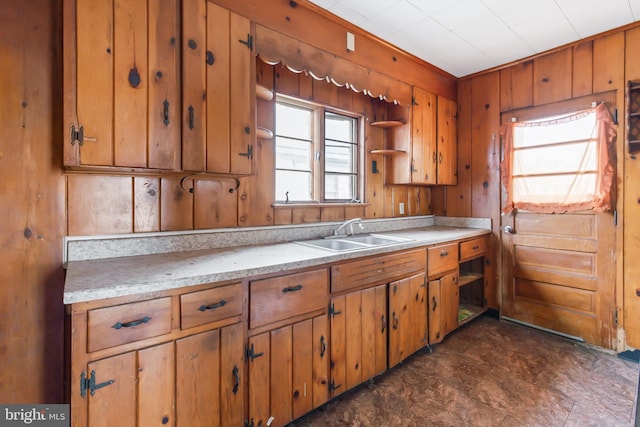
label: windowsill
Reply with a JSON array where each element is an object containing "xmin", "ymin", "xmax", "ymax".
[{"xmin": 272, "ymin": 202, "xmax": 370, "ymax": 208}]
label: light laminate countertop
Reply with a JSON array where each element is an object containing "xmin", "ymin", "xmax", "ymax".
[{"xmin": 64, "ymin": 225, "xmax": 490, "ymax": 305}]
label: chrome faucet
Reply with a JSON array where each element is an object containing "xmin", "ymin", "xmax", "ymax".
[{"xmin": 333, "ymin": 218, "xmax": 365, "ymax": 237}]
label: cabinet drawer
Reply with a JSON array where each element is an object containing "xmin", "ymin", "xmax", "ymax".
[
  {"xmin": 87, "ymin": 297, "xmax": 172, "ymax": 352},
  {"xmin": 427, "ymin": 243, "xmax": 458, "ymax": 278},
  {"xmin": 250, "ymin": 269, "xmax": 328, "ymax": 329},
  {"xmin": 180, "ymin": 283, "xmax": 243, "ymax": 329},
  {"xmin": 331, "ymin": 249, "xmax": 426, "ymax": 293},
  {"xmin": 460, "ymin": 236, "xmax": 488, "ymax": 261}
]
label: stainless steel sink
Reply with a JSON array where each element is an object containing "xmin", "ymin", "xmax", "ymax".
[{"xmin": 295, "ymin": 234, "xmax": 413, "ymax": 252}]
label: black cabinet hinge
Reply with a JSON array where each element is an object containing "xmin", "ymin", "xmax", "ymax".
[
  {"xmin": 246, "ymin": 343, "xmax": 264, "ymax": 361},
  {"xmin": 615, "ymin": 310, "xmax": 618, "ymax": 327},
  {"xmin": 239, "ymin": 144, "xmax": 253, "ymax": 160},
  {"xmin": 239, "ymin": 34, "xmax": 253, "ymax": 50},
  {"xmin": 70, "ymin": 124, "xmax": 84, "ymax": 146},
  {"xmin": 329, "ymin": 303, "xmax": 342, "ymax": 317},
  {"xmin": 80, "ymin": 370, "xmax": 115, "ymax": 398},
  {"xmin": 245, "ymin": 419, "xmax": 255, "ymax": 427},
  {"xmin": 328, "ymin": 379, "xmax": 342, "ymax": 393}
]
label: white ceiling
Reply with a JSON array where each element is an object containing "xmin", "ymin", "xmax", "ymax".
[{"xmin": 308, "ymin": 0, "xmax": 640, "ymax": 77}]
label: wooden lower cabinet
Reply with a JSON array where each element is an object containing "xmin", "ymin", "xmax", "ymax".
[
  {"xmin": 428, "ymin": 272, "xmax": 459, "ymax": 344},
  {"xmin": 247, "ymin": 315, "xmax": 329, "ymax": 427},
  {"xmin": 78, "ymin": 322, "xmax": 243, "ymax": 427},
  {"xmin": 330, "ymin": 284, "xmax": 387, "ymax": 397},
  {"xmin": 388, "ymin": 272, "xmax": 428, "ymax": 367},
  {"xmin": 176, "ymin": 323, "xmax": 244, "ymax": 426}
]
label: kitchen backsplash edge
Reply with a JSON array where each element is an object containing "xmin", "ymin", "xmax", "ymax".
[{"xmin": 64, "ymin": 215, "xmax": 491, "ymax": 265}]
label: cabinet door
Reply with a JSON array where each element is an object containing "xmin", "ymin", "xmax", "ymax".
[
  {"xmin": 389, "ymin": 273, "xmax": 427, "ymax": 367},
  {"xmin": 388, "ymin": 276, "xmax": 412, "ymax": 367},
  {"xmin": 410, "ymin": 272, "xmax": 428, "ymax": 352},
  {"xmin": 361, "ymin": 285, "xmax": 387, "ymax": 379},
  {"xmin": 86, "ymin": 352, "xmax": 137, "ymax": 427},
  {"xmin": 138, "ymin": 342, "xmax": 176, "ymax": 426},
  {"xmin": 436, "ymin": 97, "xmax": 458, "ymax": 185},
  {"xmin": 329, "ymin": 295, "xmax": 346, "ymax": 397},
  {"xmin": 176, "ymin": 323, "xmax": 244, "ymax": 427},
  {"xmin": 411, "ymin": 87, "xmax": 437, "ymax": 184},
  {"xmin": 249, "ymin": 316, "xmax": 329, "ymax": 427},
  {"xmin": 182, "ymin": 0, "xmax": 254, "ymax": 174},
  {"xmin": 428, "ymin": 279, "xmax": 443, "ymax": 344},
  {"xmin": 68, "ymin": 0, "xmax": 180, "ymax": 170},
  {"xmin": 441, "ymin": 272, "xmax": 460, "ymax": 336}
]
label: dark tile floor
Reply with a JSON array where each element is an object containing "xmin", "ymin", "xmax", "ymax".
[{"xmin": 289, "ymin": 315, "xmax": 638, "ymax": 427}]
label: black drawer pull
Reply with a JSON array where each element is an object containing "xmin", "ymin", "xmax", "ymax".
[
  {"xmin": 440, "ymin": 251, "xmax": 449, "ymax": 257},
  {"xmin": 198, "ymin": 300, "xmax": 227, "ymax": 312},
  {"xmin": 472, "ymin": 245, "xmax": 479, "ymax": 250},
  {"xmin": 112, "ymin": 316, "xmax": 151, "ymax": 330},
  {"xmin": 282, "ymin": 284, "xmax": 303, "ymax": 293}
]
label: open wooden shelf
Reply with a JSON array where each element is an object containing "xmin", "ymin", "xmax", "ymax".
[
  {"xmin": 458, "ymin": 272, "xmax": 483, "ymax": 287},
  {"xmin": 369, "ymin": 149, "xmax": 406, "ymax": 155},
  {"xmin": 458, "ymin": 304, "xmax": 485, "ymax": 326},
  {"xmin": 256, "ymin": 83, "xmax": 274, "ymax": 101},
  {"xmin": 370, "ymin": 120, "xmax": 405, "ymax": 128}
]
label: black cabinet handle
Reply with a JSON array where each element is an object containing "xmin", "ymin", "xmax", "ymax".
[
  {"xmin": 381, "ymin": 314, "xmax": 386, "ymax": 333},
  {"xmin": 198, "ymin": 300, "xmax": 227, "ymax": 312},
  {"xmin": 232, "ymin": 366, "xmax": 240, "ymax": 395},
  {"xmin": 320, "ymin": 335, "xmax": 326, "ymax": 358},
  {"xmin": 163, "ymin": 99, "xmax": 169, "ymax": 126},
  {"xmin": 188, "ymin": 105, "xmax": 195, "ymax": 130},
  {"xmin": 392, "ymin": 312, "xmax": 399, "ymax": 330},
  {"xmin": 112, "ymin": 316, "xmax": 151, "ymax": 330},
  {"xmin": 432, "ymin": 296, "xmax": 437, "ymax": 311},
  {"xmin": 282, "ymin": 284, "xmax": 303, "ymax": 293},
  {"xmin": 440, "ymin": 251, "xmax": 449, "ymax": 257}
]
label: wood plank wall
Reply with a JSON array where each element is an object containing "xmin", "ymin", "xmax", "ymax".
[
  {"xmin": 0, "ymin": 0, "xmax": 66, "ymax": 403},
  {"xmin": 451, "ymin": 24, "xmax": 640, "ymax": 348}
]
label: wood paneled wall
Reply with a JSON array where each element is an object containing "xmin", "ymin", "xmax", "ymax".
[
  {"xmin": 453, "ymin": 24, "xmax": 640, "ymax": 349},
  {"xmin": 0, "ymin": 0, "xmax": 66, "ymax": 402}
]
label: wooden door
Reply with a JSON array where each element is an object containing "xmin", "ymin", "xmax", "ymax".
[
  {"xmin": 361, "ymin": 285, "xmax": 387, "ymax": 379},
  {"xmin": 86, "ymin": 352, "xmax": 136, "ymax": 427},
  {"xmin": 292, "ymin": 320, "xmax": 313, "ymax": 419},
  {"xmin": 176, "ymin": 323, "xmax": 244, "ymax": 426},
  {"xmin": 247, "ymin": 332, "xmax": 270, "ymax": 427},
  {"xmin": 501, "ymin": 211, "xmax": 616, "ymax": 348},
  {"xmin": 409, "ymin": 272, "xmax": 428, "ymax": 351},
  {"xmin": 311, "ymin": 315, "xmax": 330, "ymax": 408},
  {"xmin": 411, "ymin": 87, "xmax": 437, "ymax": 184},
  {"xmin": 329, "ymin": 295, "xmax": 346, "ymax": 397},
  {"xmin": 436, "ymin": 96, "xmax": 457, "ymax": 185}
]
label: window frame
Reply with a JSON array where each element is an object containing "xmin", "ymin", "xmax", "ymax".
[{"xmin": 274, "ymin": 94, "xmax": 364, "ymax": 204}]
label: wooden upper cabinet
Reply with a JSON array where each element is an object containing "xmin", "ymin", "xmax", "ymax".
[
  {"xmin": 436, "ymin": 96, "xmax": 458, "ymax": 185},
  {"xmin": 65, "ymin": 0, "xmax": 181, "ymax": 171},
  {"xmin": 386, "ymin": 87, "xmax": 457, "ymax": 185},
  {"xmin": 182, "ymin": 0, "xmax": 255, "ymax": 175}
]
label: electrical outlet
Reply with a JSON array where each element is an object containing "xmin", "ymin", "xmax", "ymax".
[
  {"xmin": 347, "ymin": 32, "xmax": 355, "ymax": 51},
  {"xmin": 399, "ymin": 202, "xmax": 405, "ymax": 215}
]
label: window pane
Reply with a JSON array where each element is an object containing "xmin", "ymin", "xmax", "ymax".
[
  {"xmin": 276, "ymin": 170, "xmax": 312, "ymax": 201},
  {"xmin": 325, "ymin": 142, "xmax": 355, "ymax": 173},
  {"xmin": 325, "ymin": 112, "xmax": 355, "ymax": 141},
  {"xmin": 513, "ymin": 140, "xmax": 597, "ymax": 176},
  {"xmin": 513, "ymin": 112, "xmax": 596, "ymax": 148},
  {"xmin": 325, "ymin": 174, "xmax": 355, "ymax": 200},
  {"xmin": 275, "ymin": 136, "xmax": 312, "ymax": 171},
  {"xmin": 512, "ymin": 174, "xmax": 597, "ymax": 203},
  {"xmin": 276, "ymin": 103, "xmax": 312, "ymax": 140}
]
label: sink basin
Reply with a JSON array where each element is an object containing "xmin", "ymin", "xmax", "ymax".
[
  {"xmin": 344, "ymin": 234, "xmax": 409, "ymax": 246},
  {"xmin": 295, "ymin": 234, "xmax": 412, "ymax": 252}
]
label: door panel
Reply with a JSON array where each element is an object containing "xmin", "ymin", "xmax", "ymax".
[{"xmin": 502, "ymin": 211, "xmax": 615, "ymax": 348}]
